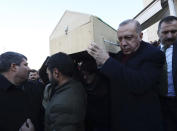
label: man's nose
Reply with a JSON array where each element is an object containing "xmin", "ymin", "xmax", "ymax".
[
  {"xmin": 167, "ymin": 32, "xmax": 173, "ymax": 38},
  {"xmin": 121, "ymin": 39, "xmax": 127, "ymax": 46},
  {"xmin": 27, "ymin": 67, "xmax": 30, "ymax": 71}
]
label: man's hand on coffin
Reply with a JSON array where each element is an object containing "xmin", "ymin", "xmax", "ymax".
[{"xmin": 87, "ymin": 42, "xmax": 110, "ymax": 66}]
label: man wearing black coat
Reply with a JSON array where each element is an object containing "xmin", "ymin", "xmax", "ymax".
[
  {"xmin": 80, "ymin": 60, "xmax": 110, "ymax": 131},
  {"xmin": 87, "ymin": 19, "xmax": 165, "ymax": 131},
  {"xmin": 0, "ymin": 51, "xmax": 44, "ymax": 131}
]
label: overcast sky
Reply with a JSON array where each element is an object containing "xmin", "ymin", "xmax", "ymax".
[{"xmin": 0, "ymin": 0, "xmax": 143, "ymax": 69}]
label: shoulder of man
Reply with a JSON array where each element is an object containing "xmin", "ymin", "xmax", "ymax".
[
  {"xmin": 139, "ymin": 42, "xmax": 166, "ymax": 70},
  {"xmin": 23, "ymin": 80, "xmax": 44, "ymax": 96},
  {"xmin": 69, "ymin": 79, "xmax": 83, "ymax": 88},
  {"xmin": 140, "ymin": 41, "xmax": 164, "ymax": 57}
]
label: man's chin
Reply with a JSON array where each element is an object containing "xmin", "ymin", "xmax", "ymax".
[
  {"xmin": 123, "ymin": 51, "xmax": 131, "ymax": 55},
  {"xmin": 164, "ymin": 41, "xmax": 176, "ymax": 46},
  {"xmin": 51, "ymin": 81, "xmax": 58, "ymax": 87}
]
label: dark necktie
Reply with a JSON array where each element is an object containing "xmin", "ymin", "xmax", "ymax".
[{"xmin": 159, "ymin": 46, "xmax": 168, "ymax": 96}]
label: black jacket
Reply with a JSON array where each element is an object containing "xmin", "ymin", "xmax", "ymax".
[
  {"xmin": 100, "ymin": 41, "xmax": 165, "ymax": 131},
  {"xmin": 157, "ymin": 41, "xmax": 177, "ymax": 96},
  {"xmin": 0, "ymin": 74, "xmax": 44, "ymax": 131},
  {"xmin": 172, "ymin": 41, "xmax": 177, "ymax": 94},
  {"xmin": 84, "ymin": 73, "xmax": 110, "ymax": 130}
]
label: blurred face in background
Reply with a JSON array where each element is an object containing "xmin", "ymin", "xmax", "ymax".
[
  {"xmin": 28, "ymin": 71, "xmax": 39, "ymax": 80},
  {"xmin": 81, "ymin": 71, "xmax": 96, "ymax": 85}
]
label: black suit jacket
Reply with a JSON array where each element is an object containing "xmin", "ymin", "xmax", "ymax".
[
  {"xmin": 172, "ymin": 41, "xmax": 177, "ymax": 94},
  {"xmin": 158, "ymin": 41, "xmax": 177, "ymax": 96},
  {"xmin": 100, "ymin": 41, "xmax": 165, "ymax": 131}
]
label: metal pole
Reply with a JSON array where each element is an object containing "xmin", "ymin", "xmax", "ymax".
[{"xmin": 168, "ymin": 0, "xmax": 176, "ymax": 16}]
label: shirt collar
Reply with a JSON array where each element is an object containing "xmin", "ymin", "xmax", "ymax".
[
  {"xmin": 0, "ymin": 74, "xmax": 15, "ymax": 91},
  {"xmin": 160, "ymin": 43, "xmax": 164, "ymax": 50},
  {"xmin": 160, "ymin": 43, "xmax": 173, "ymax": 49}
]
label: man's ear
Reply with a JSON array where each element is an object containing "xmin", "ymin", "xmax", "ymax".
[
  {"xmin": 140, "ymin": 32, "xmax": 143, "ymax": 40},
  {"xmin": 10, "ymin": 63, "xmax": 17, "ymax": 72},
  {"xmin": 53, "ymin": 68, "xmax": 60, "ymax": 78}
]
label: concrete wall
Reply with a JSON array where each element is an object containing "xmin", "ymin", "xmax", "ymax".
[
  {"xmin": 143, "ymin": 0, "xmax": 154, "ymax": 7},
  {"xmin": 175, "ymin": 0, "xmax": 177, "ymax": 15},
  {"xmin": 143, "ymin": 21, "xmax": 159, "ymax": 42},
  {"xmin": 141, "ymin": 0, "xmax": 177, "ymax": 43},
  {"xmin": 141, "ymin": 0, "xmax": 160, "ymax": 42}
]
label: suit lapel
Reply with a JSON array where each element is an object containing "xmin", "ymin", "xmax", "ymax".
[{"xmin": 172, "ymin": 42, "xmax": 177, "ymax": 79}]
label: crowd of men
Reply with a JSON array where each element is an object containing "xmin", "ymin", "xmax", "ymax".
[{"xmin": 0, "ymin": 15, "xmax": 177, "ymax": 131}]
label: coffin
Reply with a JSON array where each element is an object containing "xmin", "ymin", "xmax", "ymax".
[{"xmin": 50, "ymin": 10, "xmax": 120, "ymax": 55}]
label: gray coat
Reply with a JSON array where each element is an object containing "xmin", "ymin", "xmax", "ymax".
[{"xmin": 45, "ymin": 79, "xmax": 86, "ymax": 131}]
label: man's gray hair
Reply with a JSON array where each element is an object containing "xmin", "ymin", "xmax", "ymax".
[
  {"xmin": 118, "ymin": 19, "xmax": 142, "ymax": 34},
  {"xmin": 0, "ymin": 51, "xmax": 27, "ymax": 73}
]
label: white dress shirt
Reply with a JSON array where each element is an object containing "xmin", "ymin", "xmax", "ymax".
[{"xmin": 161, "ymin": 44, "xmax": 175, "ymax": 96}]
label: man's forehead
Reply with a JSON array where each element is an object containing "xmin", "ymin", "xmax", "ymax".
[
  {"xmin": 30, "ymin": 72, "xmax": 37, "ymax": 74},
  {"xmin": 21, "ymin": 58, "xmax": 28, "ymax": 64},
  {"xmin": 160, "ymin": 20, "xmax": 177, "ymax": 29},
  {"xmin": 118, "ymin": 22, "xmax": 136, "ymax": 29},
  {"xmin": 117, "ymin": 28, "xmax": 136, "ymax": 37},
  {"xmin": 118, "ymin": 23, "xmax": 136, "ymax": 33}
]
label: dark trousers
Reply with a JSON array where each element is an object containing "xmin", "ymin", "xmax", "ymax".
[{"xmin": 160, "ymin": 97, "xmax": 177, "ymax": 131}]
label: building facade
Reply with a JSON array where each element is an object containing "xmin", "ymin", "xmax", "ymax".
[{"xmin": 134, "ymin": 0, "xmax": 177, "ymax": 42}]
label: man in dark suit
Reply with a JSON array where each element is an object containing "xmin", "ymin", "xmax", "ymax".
[
  {"xmin": 87, "ymin": 19, "xmax": 165, "ymax": 131},
  {"xmin": 157, "ymin": 16, "xmax": 177, "ymax": 131}
]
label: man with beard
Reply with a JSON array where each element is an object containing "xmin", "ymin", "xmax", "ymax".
[
  {"xmin": 45, "ymin": 52, "xmax": 86, "ymax": 131},
  {"xmin": 0, "ymin": 51, "xmax": 44, "ymax": 131},
  {"xmin": 158, "ymin": 16, "xmax": 177, "ymax": 131},
  {"xmin": 28, "ymin": 69, "xmax": 40, "ymax": 81},
  {"xmin": 21, "ymin": 52, "xmax": 86, "ymax": 131}
]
